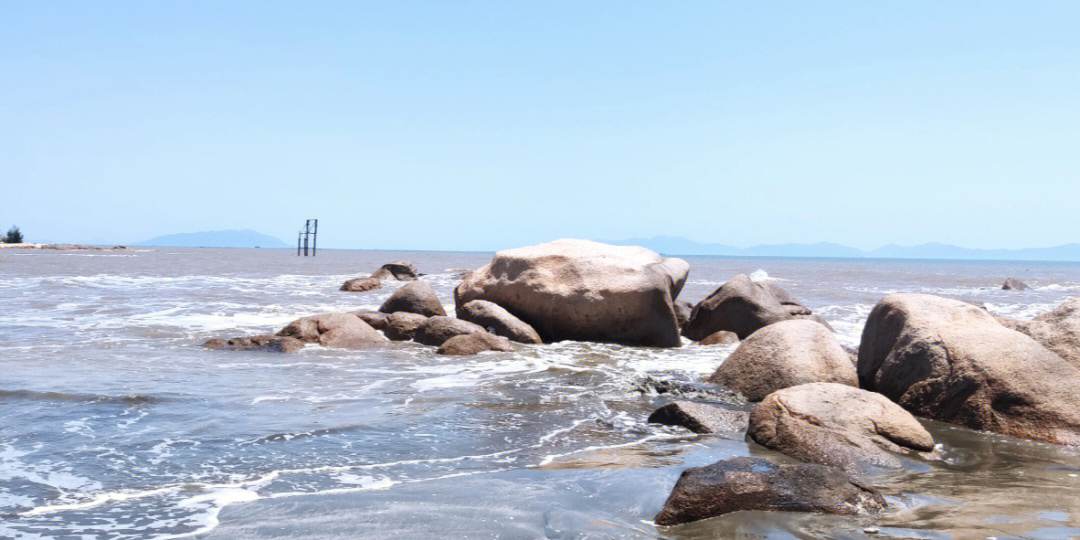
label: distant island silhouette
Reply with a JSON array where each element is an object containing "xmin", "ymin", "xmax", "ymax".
[
  {"xmin": 136, "ymin": 229, "xmax": 290, "ymax": 248},
  {"xmin": 608, "ymin": 235, "xmax": 1080, "ymax": 262}
]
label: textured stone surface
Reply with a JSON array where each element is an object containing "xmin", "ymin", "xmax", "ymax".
[
  {"xmin": 379, "ymin": 281, "xmax": 446, "ymax": 317},
  {"xmin": 456, "ymin": 300, "xmax": 542, "ymax": 344},
  {"xmin": 436, "ymin": 332, "xmax": 518, "ymax": 355},
  {"xmin": 647, "ymin": 401, "xmax": 748, "ymax": 434}
]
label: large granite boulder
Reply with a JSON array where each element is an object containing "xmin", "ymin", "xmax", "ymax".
[
  {"xmin": 370, "ymin": 261, "xmax": 419, "ymax": 281},
  {"xmin": 654, "ymin": 457, "xmax": 885, "ymax": 526},
  {"xmin": 647, "ymin": 401, "xmax": 748, "ymax": 434},
  {"xmin": 682, "ymin": 274, "xmax": 792, "ymax": 340},
  {"xmin": 277, "ymin": 312, "xmax": 387, "ymax": 349},
  {"xmin": 436, "ymin": 332, "xmax": 518, "ymax": 356},
  {"xmin": 748, "ymin": 383, "xmax": 935, "ymax": 473},
  {"xmin": 1002, "ymin": 278, "xmax": 1030, "ymax": 291},
  {"xmin": 414, "ymin": 316, "xmax": 486, "ymax": 346},
  {"xmin": 379, "ymin": 281, "xmax": 447, "ymax": 317},
  {"xmin": 858, "ymin": 293, "xmax": 1080, "ymax": 445},
  {"xmin": 706, "ymin": 319, "xmax": 856, "ymax": 401},
  {"xmin": 340, "ymin": 277, "xmax": 381, "ymax": 292},
  {"xmin": 1003, "ymin": 299, "xmax": 1080, "ymax": 369},
  {"xmin": 454, "ymin": 239, "xmax": 689, "ymax": 347},
  {"xmin": 456, "ymin": 300, "xmax": 542, "ymax": 344},
  {"xmin": 204, "ymin": 335, "xmax": 304, "ymax": 353},
  {"xmin": 383, "ymin": 312, "xmax": 429, "ymax": 341}
]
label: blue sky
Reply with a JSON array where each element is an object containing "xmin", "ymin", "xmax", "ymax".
[{"xmin": 2, "ymin": 1, "xmax": 1078, "ymax": 250}]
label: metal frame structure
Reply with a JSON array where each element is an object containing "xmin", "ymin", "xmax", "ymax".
[{"xmin": 297, "ymin": 219, "xmax": 318, "ymax": 256}]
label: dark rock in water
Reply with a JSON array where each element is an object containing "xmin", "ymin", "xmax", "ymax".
[
  {"xmin": 369, "ymin": 261, "xmax": 419, "ymax": 281},
  {"xmin": 1002, "ymin": 278, "xmax": 1030, "ymax": 291},
  {"xmin": 699, "ymin": 330, "xmax": 738, "ymax": 346},
  {"xmin": 674, "ymin": 300, "xmax": 693, "ymax": 329},
  {"xmin": 707, "ymin": 319, "xmax": 856, "ymax": 401},
  {"xmin": 383, "ymin": 312, "xmax": 429, "ymax": 341},
  {"xmin": 204, "ymin": 335, "xmax": 304, "ymax": 353},
  {"xmin": 437, "ymin": 332, "xmax": 518, "ymax": 355},
  {"xmin": 456, "ymin": 300, "xmax": 542, "ymax": 344},
  {"xmin": 859, "ymin": 293, "xmax": 1080, "ymax": 445},
  {"xmin": 354, "ymin": 310, "xmax": 389, "ymax": 331},
  {"xmin": 340, "ymin": 277, "xmax": 381, "ymax": 292},
  {"xmin": 683, "ymin": 274, "xmax": 792, "ymax": 340},
  {"xmin": 653, "ymin": 457, "xmax": 886, "ymax": 526},
  {"xmin": 414, "ymin": 316, "xmax": 485, "ymax": 346},
  {"xmin": 454, "ymin": 239, "xmax": 689, "ymax": 347},
  {"xmin": 1003, "ymin": 299, "xmax": 1080, "ymax": 370},
  {"xmin": 647, "ymin": 401, "xmax": 748, "ymax": 434},
  {"xmin": 748, "ymin": 383, "xmax": 935, "ymax": 473},
  {"xmin": 379, "ymin": 281, "xmax": 446, "ymax": 317},
  {"xmin": 277, "ymin": 312, "xmax": 387, "ymax": 349}
]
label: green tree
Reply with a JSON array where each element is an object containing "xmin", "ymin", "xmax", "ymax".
[{"xmin": 4, "ymin": 225, "xmax": 24, "ymax": 244}]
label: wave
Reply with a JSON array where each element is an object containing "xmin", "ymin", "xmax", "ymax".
[{"xmin": 0, "ymin": 389, "xmax": 162, "ymax": 405}]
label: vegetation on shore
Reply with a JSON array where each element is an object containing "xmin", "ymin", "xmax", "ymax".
[{"xmin": 2, "ymin": 225, "xmax": 23, "ymax": 243}]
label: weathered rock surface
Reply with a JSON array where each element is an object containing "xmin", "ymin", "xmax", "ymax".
[
  {"xmin": 706, "ymin": 319, "xmax": 856, "ymax": 401},
  {"xmin": 204, "ymin": 335, "xmax": 304, "ymax": 353},
  {"xmin": 340, "ymin": 277, "xmax": 381, "ymax": 292},
  {"xmin": 454, "ymin": 239, "xmax": 689, "ymax": 347},
  {"xmin": 699, "ymin": 330, "xmax": 738, "ymax": 346},
  {"xmin": 383, "ymin": 312, "xmax": 429, "ymax": 341},
  {"xmin": 414, "ymin": 316, "xmax": 485, "ymax": 346},
  {"xmin": 858, "ymin": 293, "xmax": 1080, "ymax": 445},
  {"xmin": 354, "ymin": 310, "xmax": 390, "ymax": 331},
  {"xmin": 674, "ymin": 300, "xmax": 693, "ymax": 329},
  {"xmin": 277, "ymin": 312, "xmax": 387, "ymax": 349},
  {"xmin": 748, "ymin": 383, "xmax": 935, "ymax": 473},
  {"xmin": 682, "ymin": 274, "xmax": 792, "ymax": 340},
  {"xmin": 436, "ymin": 332, "xmax": 518, "ymax": 355},
  {"xmin": 1003, "ymin": 299, "xmax": 1080, "ymax": 369},
  {"xmin": 369, "ymin": 261, "xmax": 419, "ymax": 281},
  {"xmin": 1002, "ymin": 278, "xmax": 1030, "ymax": 291},
  {"xmin": 379, "ymin": 281, "xmax": 447, "ymax": 317},
  {"xmin": 647, "ymin": 401, "xmax": 748, "ymax": 434},
  {"xmin": 653, "ymin": 457, "xmax": 886, "ymax": 526},
  {"xmin": 456, "ymin": 300, "xmax": 542, "ymax": 344}
]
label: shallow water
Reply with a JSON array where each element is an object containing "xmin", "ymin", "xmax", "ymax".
[{"xmin": 2, "ymin": 248, "xmax": 1079, "ymax": 539}]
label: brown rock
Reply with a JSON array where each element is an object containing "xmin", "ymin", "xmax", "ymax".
[
  {"xmin": 858, "ymin": 293, "xmax": 1080, "ymax": 445},
  {"xmin": 1004, "ymin": 298, "xmax": 1080, "ymax": 369},
  {"xmin": 1002, "ymin": 278, "xmax": 1030, "ymax": 291},
  {"xmin": 748, "ymin": 383, "xmax": 935, "ymax": 473},
  {"xmin": 204, "ymin": 335, "xmax": 304, "ymax": 353},
  {"xmin": 414, "ymin": 316, "xmax": 485, "ymax": 346},
  {"xmin": 276, "ymin": 312, "xmax": 386, "ymax": 348},
  {"xmin": 383, "ymin": 312, "xmax": 429, "ymax": 341},
  {"xmin": 653, "ymin": 457, "xmax": 886, "ymax": 526},
  {"xmin": 379, "ymin": 281, "xmax": 446, "ymax": 317},
  {"xmin": 647, "ymin": 401, "xmax": 748, "ymax": 434},
  {"xmin": 683, "ymin": 274, "xmax": 792, "ymax": 340},
  {"xmin": 456, "ymin": 300, "xmax": 542, "ymax": 344},
  {"xmin": 706, "ymin": 319, "xmax": 856, "ymax": 401},
  {"xmin": 454, "ymin": 239, "xmax": 689, "ymax": 347},
  {"xmin": 699, "ymin": 330, "xmax": 738, "ymax": 346},
  {"xmin": 436, "ymin": 332, "xmax": 518, "ymax": 355},
  {"xmin": 340, "ymin": 277, "xmax": 381, "ymax": 292},
  {"xmin": 354, "ymin": 310, "xmax": 390, "ymax": 331},
  {"xmin": 369, "ymin": 261, "xmax": 419, "ymax": 281}
]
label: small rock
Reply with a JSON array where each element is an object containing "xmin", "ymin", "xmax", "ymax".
[
  {"xmin": 340, "ymin": 277, "xmax": 381, "ymax": 292},
  {"xmin": 383, "ymin": 312, "xmax": 429, "ymax": 341},
  {"xmin": 647, "ymin": 401, "xmax": 748, "ymax": 434},
  {"xmin": 699, "ymin": 330, "xmax": 738, "ymax": 346},
  {"xmin": 1002, "ymin": 278, "xmax": 1030, "ymax": 291},
  {"xmin": 204, "ymin": 335, "xmax": 304, "ymax": 353},
  {"xmin": 379, "ymin": 281, "xmax": 446, "ymax": 317},
  {"xmin": 414, "ymin": 316, "xmax": 485, "ymax": 346},
  {"xmin": 354, "ymin": 310, "xmax": 390, "ymax": 331},
  {"xmin": 456, "ymin": 300, "xmax": 542, "ymax": 344},
  {"xmin": 369, "ymin": 261, "xmax": 419, "ymax": 281},
  {"xmin": 437, "ymin": 332, "xmax": 517, "ymax": 355}
]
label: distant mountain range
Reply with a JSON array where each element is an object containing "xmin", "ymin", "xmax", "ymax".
[
  {"xmin": 136, "ymin": 229, "xmax": 290, "ymax": 248},
  {"xmin": 608, "ymin": 236, "xmax": 1080, "ymax": 262}
]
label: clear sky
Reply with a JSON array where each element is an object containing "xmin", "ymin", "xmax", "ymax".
[{"xmin": 2, "ymin": 1, "xmax": 1078, "ymax": 250}]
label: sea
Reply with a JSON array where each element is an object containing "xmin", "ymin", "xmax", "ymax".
[{"xmin": 2, "ymin": 247, "xmax": 1079, "ymax": 539}]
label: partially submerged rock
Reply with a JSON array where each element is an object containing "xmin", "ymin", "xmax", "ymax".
[
  {"xmin": 647, "ymin": 401, "xmax": 748, "ymax": 434},
  {"xmin": 1002, "ymin": 277, "xmax": 1030, "ymax": 291},
  {"xmin": 383, "ymin": 312, "xmax": 429, "ymax": 341},
  {"xmin": 436, "ymin": 332, "xmax": 517, "ymax": 355},
  {"xmin": 682, "ymin": 274, "xmax": 792, "ymax": 340},
  {"xmin": 369, "ymin": 261, "xmax": 419, "ymax": 281},
  {"xmin": 354, "ymin": 310, "xmax": 390, "ymax": 331},
  {"xmin": 277, "ymin": 312, "xmax": 387, "ymax": 349},
  {"xmin": 204, "ymin": 335, "xmax": 304, "ymax": 353},
  {"xmin": 653, "ymin": 457, "xmax": 886, "ymax": 526},
  {"xmin": 706, "ymin": 319, "xmax": 856, "ymax": 401},
  {"xmin": 748, "ymin": 383, "xmax": 935, "ymax": 473},
  {"xmin": 699, "ymin": 330, "xmax": 738, "ymax": 346},
  {"xmin": 454, "ymin": 239, "xmax": 689, "ymax": 347},
  {"xmin": 379, "ymin": 281, "xmax": 447, "ymax": 317},
  {"xmin": 1003, "ymin": 298, "xmax": 1080, "ymax": 369},
  {"xmin": 858, "ymin": 293, "xmax": 1080, "ymax": 445},
  {"xmin": 340, "ymin": 277, "xmax": 381, "ymax": 292},
  {"xmin": 414, "ymin": 316, "xmax": 485, "ymax": 346},
  {"xmin": 456, "ymin": 300, "xmax": 542, "ymax": 344}
]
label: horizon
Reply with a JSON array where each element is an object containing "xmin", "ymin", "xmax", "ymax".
[{"xmin": 4, "ymin": 2, "xmax": 1080, "ymax": 251}]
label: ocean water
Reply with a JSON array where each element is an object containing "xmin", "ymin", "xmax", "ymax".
[{"xmin": 2, "ymin": 247, "xmax": 1080, "ymax": 539}]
